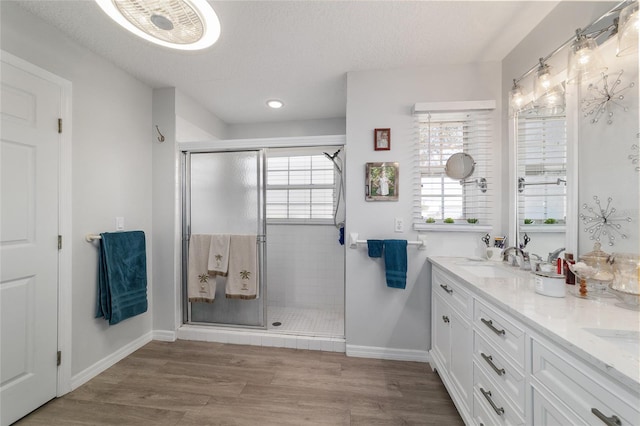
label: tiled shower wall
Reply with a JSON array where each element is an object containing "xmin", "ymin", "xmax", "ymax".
[{"xmin": 266, "ymin": 224, "xmax": 344, "ymax": 311}]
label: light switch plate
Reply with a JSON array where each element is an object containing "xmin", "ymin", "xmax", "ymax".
[{"xmin": 116, "ymin": 217, "xmax": 125, "ymax": 231}]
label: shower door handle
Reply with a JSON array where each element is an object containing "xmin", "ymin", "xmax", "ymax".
[{"xmin": 257, "ymin": 235, "xmax": 267, "ymax": 243}]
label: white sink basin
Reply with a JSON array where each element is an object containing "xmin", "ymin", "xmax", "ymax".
[
  {"xmin": 458, "ymin": 264, "xmax": 519, "ymax": 279},
  {"xmin": 583, "ymin": 328, "xmax": 640, "ymax": 356}
]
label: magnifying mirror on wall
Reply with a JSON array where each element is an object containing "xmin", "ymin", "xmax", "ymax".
[{"xmin": 445, "ymin": 152, "xmax": 475, "ymax": 180}]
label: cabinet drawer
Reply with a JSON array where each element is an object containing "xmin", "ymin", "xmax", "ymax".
[
  {"xmin": 433, "ymin": 267, "xmax": 470, "ymax": 316},
  {"xmin": 474, "ymin": 300, "xmax": 525, "ymax": 368},
  {"xmin": 531, "ymin": 338, "xmax": 640, "ymax": 425},
  {"xmin": 473, "ymin": 330, "xmax": 525, "ymax": 413},
  {"xmin": 473, "ymin": 361, "xmax": 524, "ymax": 426},
  {"xmin": 532, "ymin": 381, "xmax": 584, "ymax": 426}
]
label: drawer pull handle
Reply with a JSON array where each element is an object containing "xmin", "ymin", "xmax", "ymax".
[
  {"xmin": 591, "ymin": 408, "xmax": 622, "ymax": 426},
  {"xmin": 481, "ymin": 352, "xmax": 505, "ymax": 376},
  {"xmin": 480, "ymin": 387, "xmax": 504, "ymax": 416},
  {"xmin": 481, "ymin": 318, "xmax": 506, "ymax": 336},
  {"xmin": 442, "ymin": 315, "xmax": 450, "ymax": 323},
  {"xmin": 440, "ymin": 284, "xmax": 453, "ymax": 294}
]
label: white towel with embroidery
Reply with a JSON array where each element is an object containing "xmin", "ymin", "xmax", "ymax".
[
  {"xmin": 207, "ymin": 234, "xmax": 230, "ymax": 276},
  {"xmin": 188, "ymin": 234, "xmax": 215, "ymax": 303},
  {"xmin": 226, "ymin": 234, "xmax": 258, "ymax": 300}
]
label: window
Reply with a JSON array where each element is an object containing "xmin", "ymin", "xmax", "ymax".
[
  {"xmin": 413, "ymin": 106, "xmax": 493, "ymax": 229},
  {"xmin": 266, "ymin": 148, "xmax": 337, "ymax": 222},
  {"xmin": 517, "ymin": 111, "xmax": 567, "ymax": 224}
]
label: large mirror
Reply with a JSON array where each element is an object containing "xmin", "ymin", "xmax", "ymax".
[
  {"xmin": 515, "ymin": 107, "xmax": 567, "ymax": 261},
  {"xmin": 510, "ymin": 3, "xmax": 639, "ymax": 262}
]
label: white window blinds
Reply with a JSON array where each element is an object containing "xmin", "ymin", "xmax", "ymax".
[
  {"xmin": 266, "ymin": 147, "xmax": 337, "ymax": 223},
  {"xmin": 516, "ymin": 111, "xmax": 567, "ymax": 224},
  {"xmin": 413, "ymin": 107, "xmax": 493, "ymax": 230}
]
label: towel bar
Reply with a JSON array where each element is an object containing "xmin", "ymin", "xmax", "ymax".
[
  {"xmin": 86, "ymin": 234, "xmax": 102, "ymax": 242},
  {"xmin": 348, "ymin": 233, "xmax": 426, "ymax": 249}
]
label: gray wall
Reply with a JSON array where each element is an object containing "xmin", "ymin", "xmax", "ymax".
[
  {"xmin": 1, "ymin": 2, "xmax": 153, "ymax": 376},
  {"xmin": 344, "ymin": 63, "xmax": 503, "ymax": 353},
  {"xmin": 227, "ymin": 118, "xmax": 346, "ymax": 139}
]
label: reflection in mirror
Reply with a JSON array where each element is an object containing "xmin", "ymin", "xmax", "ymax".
[
  {"xmin": 445, "ymin": 152, "xmax": 475, "ymax": 179},
  {"xmin": 516, "ymin": 108, "xmax": 567, "ymax": 258}
]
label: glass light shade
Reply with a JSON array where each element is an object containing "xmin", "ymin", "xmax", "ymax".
[
  {"xmin": 536, "ymin": 84, "xmax": 566, "ymax": 114},
  {"xmin": 509, "ymin": 81, "xmax": 525, "ymax": 114},
  {"xmin": 567, "ymin": 35, "xmax": 607, "ymax": 84},
  {"xmin": 617, "ymin": 1, "xmax": 639, "ymax": 56},
  {"xmin": 534, "ymin": 61, "xmax": 553, "ymax": 99}
]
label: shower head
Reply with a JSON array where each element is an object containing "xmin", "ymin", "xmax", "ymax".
[{"xmin": 323, "ymin": 149, "xmax": 341, "ymax": 160}]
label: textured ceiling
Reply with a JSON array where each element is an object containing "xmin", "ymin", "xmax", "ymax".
[{"xmin": 15, "ymin": 1, "xmax": 558, "ymax": 124}]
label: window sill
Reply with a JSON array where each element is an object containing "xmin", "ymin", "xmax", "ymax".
[
  {"xmin": 267, "ymin": 219, "xmax": 336, "ymax": 226},
  {"xmin": 520, "ymin": 224, "xmax": 566, "ymax": 233},
  {"xmin": 414, "ymin": 223, "xmax": 492, "ymax": 233}
]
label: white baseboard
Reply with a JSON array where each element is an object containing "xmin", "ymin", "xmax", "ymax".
[
  {"xmin": 177, "ymin": 324, "xmax": 346, "ymax": 353},
  {"xmin": 152, "ymin": 330, "xmax": 177, "ymax": 342},
  {"xmin": 346, "ymin": 344, "xmax": 430, "ymax": 362},
  {"xmin": 70, "ymin": 331, "xmax": 153, "ymax": 390}
]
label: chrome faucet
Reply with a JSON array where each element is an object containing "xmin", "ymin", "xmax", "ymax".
[
  {"xmin": 547, "ymin": 247, "xmax": 565, "ymax": 264},
  {"xmin": 502, "ymin": 246, "xmax": 525, "ymax": 267}
]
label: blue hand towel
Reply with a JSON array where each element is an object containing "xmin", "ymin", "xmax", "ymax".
[
  {"xmin": 367, "ymin": 239, "xmax": 384, "ymax": 258},
  {"xmin": 96, "ymin": 231, "xmax": 148, "ymax": 325},
  {"xmin": 383, "ymin": 239, "xmax": 408, "ymax": 289}
]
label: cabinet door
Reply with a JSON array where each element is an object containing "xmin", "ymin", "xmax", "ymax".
[
  {"xmin": 431, "ymin": 292, "xmax": 450, "ymax": 372},
  {"xmin": 450, "ymin": 309, "xmax": 472, "ymax": 412}
]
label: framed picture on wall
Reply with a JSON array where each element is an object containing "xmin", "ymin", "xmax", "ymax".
[
  {"xmin": 365, "ymin": 162, "xmax": 399, "ymax": 201},
  {"xmin": 374, "ymin": 128, "xmax": 391, "ymax": 151}
]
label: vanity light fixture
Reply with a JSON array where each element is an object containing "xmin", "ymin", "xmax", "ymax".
[
  {"xmin": 95, "ymin": 0, "xmax": 221, "ymax": 51},
  {"xmin": 617, "ymin": 0, "xmax": 639, "ymax": 56},
  {"xmin": 266, "ymin": 99, "xmax": 284, "ymax": 109},
  {"xmin": 567, "ymin": 29, "xmax": 607, "ymax": 84},
  {"xmin": 533, "ymin": 58, "xmax": 553, "ymax": 100},
  {"xmin": 509, "ymin": 79, "xmax": 525, "ymax": 114}
]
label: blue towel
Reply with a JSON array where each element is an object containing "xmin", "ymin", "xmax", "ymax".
[
  {"xmin": 383, "ymin": 239, "xmax": 407, "ymax": 289},
  {"xmin": 96, "ymin": 231, "xmax": 148, "ymax": 325},
  {"xmin": 367, "ymin": 239, "xmax": 384, "ymax": 258}
]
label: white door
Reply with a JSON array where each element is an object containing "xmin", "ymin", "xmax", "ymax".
[{"xmin": 0, "ymin": 58, "xmax": 61, "ymax": 426}]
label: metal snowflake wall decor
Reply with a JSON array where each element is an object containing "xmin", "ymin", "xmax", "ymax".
[
  {"xmin": 580, "ymin": 196, "xmax": 632, "ymax": 246},
  {"xmin": 581, "ymin": 70, "xmax": 635, "ymax": 125},
  {"xmin": 630, "ymin": 143, "xmax": 639, "ymax": 171}
]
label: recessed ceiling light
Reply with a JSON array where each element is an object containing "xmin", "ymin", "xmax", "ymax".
[
  {"xmin": 95, "ymin": 0, "xmax": 221, "ymax": 51},
  {"xmin": 266, "ymin": 100, "xmax": 284, "ymax": 109}
]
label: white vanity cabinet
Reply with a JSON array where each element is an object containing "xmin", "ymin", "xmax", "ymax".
[
  {"xmin": 472, "ymin": 304, "xmax": 526, "ymax": 425},
  {"xmin": 530, "ymin": 337, "xmax": 639, "ymax": 425},
  {"xmin": 431, "ymin": 267, "xmax": 473, "ymax": 419},
  {"xmin": 429, "ymin": 259, "xmax": 640, "ymax": 426}
]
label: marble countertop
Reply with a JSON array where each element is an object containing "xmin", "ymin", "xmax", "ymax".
[{"xmin": 428, "ymin": 256, "xmax": 640, "ymax": 394}]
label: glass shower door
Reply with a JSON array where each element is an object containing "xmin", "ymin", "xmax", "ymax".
[{"xmin": 185, "ymin": 150, "xmax": 266, "ymax": 327}]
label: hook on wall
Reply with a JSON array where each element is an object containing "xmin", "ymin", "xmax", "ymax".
[{"xmin": 155, "ymin": 125, "xmax": 165, "ymax": 143}]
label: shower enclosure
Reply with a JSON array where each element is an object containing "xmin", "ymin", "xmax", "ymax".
[
  {"xmin": 182, "ymin": 145, "xmax": 345, "ymax": 338},
  {"xmin": 183, "ymin": 150, "xmax": 266, "ymax": 327}
]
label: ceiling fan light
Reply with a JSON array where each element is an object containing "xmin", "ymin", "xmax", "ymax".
[
  {"xmin": 95, "ymin": 0, "xmax": 221, "ymax": 50},
  {"xmin": 567, "ymin": 32, "xmax": 607, "ymax": 84},
  {"xmin": 617, "ymin": 1, "xmax": 639, "ymax": 57}
]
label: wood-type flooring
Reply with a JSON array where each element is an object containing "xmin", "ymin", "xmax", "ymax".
[{"xmin": 16, "ymin": 340, "xmax": 463, "ymax": 425}]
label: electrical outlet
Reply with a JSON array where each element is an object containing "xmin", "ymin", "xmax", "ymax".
[
  {"xmin": 394, "ymin": 217, "xmax": 404, "ymax": 232},
  {"xmin": 116, "ymin": 217, "xmax": 125, "ymax": 231}
]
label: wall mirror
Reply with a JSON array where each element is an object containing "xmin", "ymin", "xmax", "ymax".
[
  {"xmin": 514, "ymin": 107, "xmax": 567, "ymax": 260},
  {"xmin": 445, "ymin": 152, "xmax": 475, "ymax": 180},
  {"xmin": 510, "ymin": 3, "xmax": 639, "ymax": 262}
]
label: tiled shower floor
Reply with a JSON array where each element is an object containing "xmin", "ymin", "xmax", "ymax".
[{"xmin": 267, "ymin": 306, "xmax": 344, "ymax": 337}]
